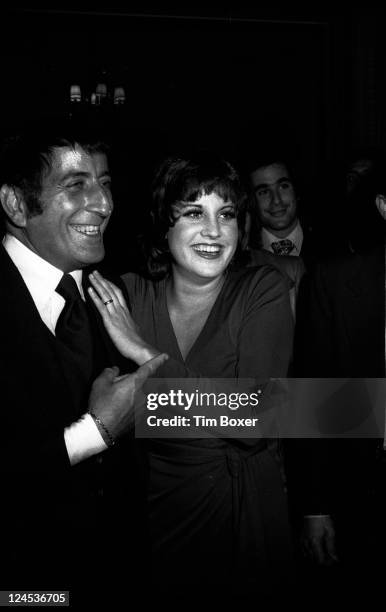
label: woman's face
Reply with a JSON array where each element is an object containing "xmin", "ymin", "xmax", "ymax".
[{"xmin": 167, "ymin": 192, "xmax": 238, "ymax": 282}]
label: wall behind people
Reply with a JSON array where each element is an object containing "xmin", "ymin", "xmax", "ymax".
[
  {"xmin": 1, "ymin": 7, "xmax": 383, "ymax": 270},
  {"xmin": 0, "ymin": 8, "xmax": 336, "ymax": 275}
]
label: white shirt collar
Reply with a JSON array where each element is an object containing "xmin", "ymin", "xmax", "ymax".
[
  {"xmin": 3, "ymin": 234, "xmax": 84, "ymax": 332},
  {"xmin": 261, "ymin": 221, "xmax": 303, "ymax": 255}
]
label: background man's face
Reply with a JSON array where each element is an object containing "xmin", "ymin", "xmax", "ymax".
[
  {"xmin": 375, "ymin": 194, "xmax": 386, "ymax": 221},
  {"xmin": 346, "ymin": 158, "xmax": 374, "ymax": 196},
  {"xmin": 250, "ymin": 162, "xmax": 298, "ymax": 237},
  {"xmin": 21, "ymin": 144, "xmax": 113, "ymax": 272}
]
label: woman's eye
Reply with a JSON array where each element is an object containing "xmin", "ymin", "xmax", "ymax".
[
  {"xmin": 220, "ymin": 210, "xmax": 236, "ymax": 220},
  {"xmin": 183, "ymin": 210, "xmax": 202, "ymax": 219}
]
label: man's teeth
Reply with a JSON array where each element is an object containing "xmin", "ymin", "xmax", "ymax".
[
  {"xmin": 192, "ymin": 245, "xmax": 221, "ymax": 253},
  {"xmin": 72, "ymin": 225, "xmax": 100, "ymax": 235}
]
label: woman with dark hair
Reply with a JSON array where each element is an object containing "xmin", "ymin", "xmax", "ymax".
[
  {"xmin": 143, "ymin": 153, "xmax": 249, "ymax": 277},
  {"xmin": 88, "ymin": 151, "xmax": 294, "ymax": 600}
]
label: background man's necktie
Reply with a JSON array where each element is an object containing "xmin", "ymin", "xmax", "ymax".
[
  {"xmin": 55, "ymin": 274, "xmax": 93, "ymax": 385},
  {"xmin": 271, "ymin": 239, "xmax": 295, "ymax": 256}
]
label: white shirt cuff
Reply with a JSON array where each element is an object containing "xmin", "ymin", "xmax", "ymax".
[{"xmin": 64, "ymin": 413, "xmax": 108, "ymax": 466}]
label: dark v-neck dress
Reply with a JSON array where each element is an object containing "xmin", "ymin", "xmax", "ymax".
[{"xmin": 122, "ymin": 265, "xmax": 295, "ymax": 598}]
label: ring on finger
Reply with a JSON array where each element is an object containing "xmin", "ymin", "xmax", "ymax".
[{"xmin": 103, "ymin": 299, "xmax": 114, "ymax": 306}]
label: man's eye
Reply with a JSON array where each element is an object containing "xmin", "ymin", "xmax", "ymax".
[
  {"xmin": 279, "ymin": 182, "xmax": 292, "ymax": 190},
  {"xmin": 257, "ymin": 189, "xmax": 269, "ymax": 197},
  {"xmin": 67, "ymin": 181, "xmax": 84, "ymax": 190},
  {"xmin": 101, "ymin": 179, "xmax": 112, "ymax": 190}
]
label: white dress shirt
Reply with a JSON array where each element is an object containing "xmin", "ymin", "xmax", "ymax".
[
  {"xmin": 261, "ymin": 221, "xmax": 303, "ymax": 256},
  {"xmin": 3, "ymin": 234, "xmax": 107, "ymax": 465}
]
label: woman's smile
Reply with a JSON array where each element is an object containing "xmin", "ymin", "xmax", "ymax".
[
  {"xmin": 191, "ymin": 243, "xmax": 224, "ymax": 258},
  {"xmin": 168, "ymin": 192, "xmax": 238, "ymax": 280}
]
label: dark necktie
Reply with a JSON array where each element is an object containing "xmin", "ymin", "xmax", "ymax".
[
  {"xmin": 55, "ymin": 274, "xmax": 93, "ymax": 385},
  {"xmin": 271, "ymin": 239, "xmax": 295, "ymax": 256}
]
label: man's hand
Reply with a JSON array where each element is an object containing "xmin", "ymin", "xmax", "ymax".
[
  {"xmin": 301, "ymin": 515, "xmax": 338, "ymax": 566},
  {"xmin": 88, "ymin": 353, "xmax": 168, "ymax": 441}
]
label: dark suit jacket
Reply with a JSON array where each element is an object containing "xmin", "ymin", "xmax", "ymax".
[
  {"xmin": 291, "ymin": 244, "xmax": 384, "ymax": 517},
  {"xmin": 298, "ymin": 223, "xmax": 317, "ymax": 271},
  {"xmin": 296, "ymin": 244, "xmax": 384, "ymax": 377},
  {"xmin": 0, "ymin": 245, "xmax": 145, "ymax": 594}
]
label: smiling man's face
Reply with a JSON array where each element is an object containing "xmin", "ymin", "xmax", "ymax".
[
  {"xmin": 18, "ymin": 144, "xmax": 113, "ymax": 272},
  {"xmin": 250, "ymin": 162, "xmax": 298, "ymax": 238}
]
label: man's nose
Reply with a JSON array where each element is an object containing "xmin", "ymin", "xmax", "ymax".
[
  {"xmin": 85, "ymin": 184, "xmax": 113, "ymax": 216},
  {"xmin": 271, "ymin": 187, "xmax": 283, "ymax": 206}
]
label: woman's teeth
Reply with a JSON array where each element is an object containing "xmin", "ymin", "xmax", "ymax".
[
  {"xmin": 72, "ymin": 225, "xmax": 100, "ymax": 236},
  {"xmin": 192, "ymin": 245, "xmax": 221, "ymax": 253}
]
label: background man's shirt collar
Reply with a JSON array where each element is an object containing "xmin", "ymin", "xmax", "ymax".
[{"xmin": 261, "ymin": 220, "xmax": 303, "ymax": 255}]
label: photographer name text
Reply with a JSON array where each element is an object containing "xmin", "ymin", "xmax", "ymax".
[{"xmin": 147, "ymin": 415, "xmax": 259, "ymax": 427}]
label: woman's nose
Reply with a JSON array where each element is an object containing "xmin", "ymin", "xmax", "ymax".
[{"xmin": 201, "ymin": 216, "xmax": 221, "ymax": 237}]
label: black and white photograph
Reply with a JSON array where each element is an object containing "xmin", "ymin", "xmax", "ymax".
[{"xmin": 0, "ymin": 6, "xmax": 385, "ymax": 609}]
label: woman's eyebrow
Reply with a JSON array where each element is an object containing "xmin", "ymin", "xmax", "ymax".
[{"xmin": 176, "ymin": 202, "xmax": 203, "ymax": 208}]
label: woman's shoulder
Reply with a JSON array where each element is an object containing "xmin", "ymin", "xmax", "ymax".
[
  {"xmin": 246, "ymin": 248, "xmax": 305, "ymax": 287},
  {"xmin": 121, "ymin": 271, "xmax": 164, "ymax": 303},
  {"xmin": 227, "ymin": 262, "xmax": 288, "ymax": 302},
  {"xmin": 121, "ymin": 271, "xmax": 146, "ymax": 292}
]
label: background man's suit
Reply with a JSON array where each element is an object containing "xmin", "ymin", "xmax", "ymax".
[
  {"xmin": 296, "ymin": 243, "xmax": 384, "ymax": 378},
  {"xmin": 0, "ymin": 245, "xmax": 145, "ymax": 600},
  {"xmin": 292, "ymin": 242, "xmax": 386, "ymax": 597}
]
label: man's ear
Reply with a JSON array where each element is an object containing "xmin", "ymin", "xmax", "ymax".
[
  {"xmin": 0, "ymin": 185, "xmax": 28, "ymax": 227},
  {"xmin": 375, "ymin": 194, "xmax": 386, "ymax": 221}
]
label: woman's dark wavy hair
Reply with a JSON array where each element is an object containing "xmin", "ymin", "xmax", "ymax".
[{"xmin": 143, "ymin": 152, "xmax": 248, "ymax": 279}]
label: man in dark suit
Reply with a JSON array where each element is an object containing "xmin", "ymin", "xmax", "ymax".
[
  {"xmin": 0, "ymin": 122, "xmax": 166, "ymax": 605},
  {"xmin": 293, "ymin": 158, "xmax": 386, "ymax": 600}
]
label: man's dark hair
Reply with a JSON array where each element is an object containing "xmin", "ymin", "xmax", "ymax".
[
  {"xmin": 0, "ymin": 116, "xmax": 110, "ymax": 218},
  {"xmin": 245, "ymin": 153, "xmax": 297, "ymax": 186},
  {"xmin": 142, "ymin": 150, "xmax": 248, "ymax": 279},
  {"xmin": 346, "ymin": 152, "xmax": 386, "ymax": 252}
]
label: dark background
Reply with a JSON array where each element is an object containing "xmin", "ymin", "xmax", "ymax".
[{"xmin": 1, "ymin": 6, "xmax": 385, "ymax": 271}]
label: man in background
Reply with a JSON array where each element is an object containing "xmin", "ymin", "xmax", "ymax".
[
  {"xmin": 247, "ymin": 156, "xmax": 316, "ymax": 269},
  {"xmin": 293, "ymin": 154, "xmax": 386, "ymax": 602}
]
